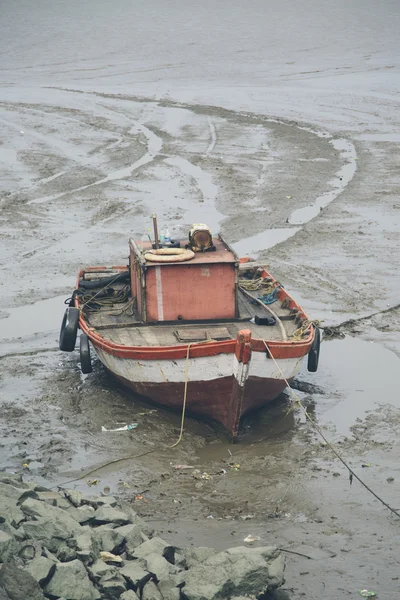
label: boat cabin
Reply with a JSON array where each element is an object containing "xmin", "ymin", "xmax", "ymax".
[{"xmin": 129, "ymin": 235, "xmax": 239, "ymax": 323}]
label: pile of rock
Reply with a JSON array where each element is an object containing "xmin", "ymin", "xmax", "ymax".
[{"xmin": 0, "ymin": 472, "xmax": 286, "ymax": 600}]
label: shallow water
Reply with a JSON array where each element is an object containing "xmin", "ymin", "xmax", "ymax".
[{"xmin": 1, "ymin": 0, "xmax": 400, "ymax": 597}]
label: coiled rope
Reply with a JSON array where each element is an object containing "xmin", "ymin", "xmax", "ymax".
[
  {"xmin": 292, "ymin": 319, "xmax": 322, "ymax": 340},
  {"xmin": 263, "ymin": 340, "xmax": 400, "ymax": 520}
]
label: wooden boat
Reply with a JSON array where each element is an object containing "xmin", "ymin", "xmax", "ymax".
[{"xmin": 59, "ymin": 223, "xmax": 320, "ymax": 438}]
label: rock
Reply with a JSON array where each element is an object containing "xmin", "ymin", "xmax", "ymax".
[
  {"xmin": 63, "ymin": 490, "xmax": 83, "ymax": 508},
  {"xmin": 143, "ymin": 553, "xmax": 179, "ymax": 583},
  {"xmin": 24, "ymin": 557, "xmax": 55, "ymax": 585},
  {"xmin": 120, "ymin": 591, "xmax": 140, "ymax": 600},
  {"xmin": 0, "ymin": 484, "xmax": 27, "ymax": 528},
  {"xmin": 98, "ymin": 569, "xmax": 127, "ymax": 598},
  {"xmin": 120, "ymin": 561, "xmax": 152, "ymax": 590},
  {"xmin": 23, "ymin": 518, "xmax": 76, "ymax": 553},
  {"xmin": 92, "ymin": 526, "xmax": 124, "ymax": 553},
  {"xmin": 92, "ymin": 505, "xmax": 131, "ymax": 526},
  {"xmin": 157, "ymin": 585, "xmax": 180, "ymax": 600},
  {"xmin": 132, "ymin": 537, "xmax": 176, "ymax": 564},
  {"xmin": 44, "ymin": 559, "xmax": 101, "ymax": 600},
  {"xmin": 80, "ymin": 494, "xmax": 117, "ymax": 510},
  {"xmin": 20, "ymin": 498, "xmax": 81, "ymax": 534},
  {"xmin": 87, "ymin": 560, "xmax": 119, "ymax": 584},
  {"xmin": 0, "ymin": 564, "xmax": 46, "ymax": 600},
  {"xmin": 114, "ymin": 523, "xmax": 143, "ymax": 557},
  {"xmin": 57, "ymin": 545, "xmax": 77, "ymax": 562},
  {"xmin": 0, "ymin": 523, "xmax": 26, "ymax": 543},
  {"xmin": 119, "ymin": 506, "xmax": 154, "ymax": 537},
  {"xmin": 142, "ymin": 580, "xmax": 163, "ymax": 600},
  {"xmin": 181, "ymin": 545, "xmax": 285, "ymax": 600},
  {"xmin": 0, "ymin": 532, "xmax": 19, "ymax": 563},
  {"xmin": 74, "ymin": 527, "xmax": 100, "ymax": 565},
  {"xmin": 67, "ymin": 505, "xmax": 96, "ymax": 525},
  {"xmin": 0, "ymin": 474, "xmax": 23, "ymax": 486},
  {"xmin": 35, "ymin": 491, "xmax": 70, "ymax": 509},
  {"xmin": 0, "ymin": 585, "xmax": 11, "ymax": 600},
  {"xmin": 182, "ymin": 547, "xmax": 216, "ymax": 568}
]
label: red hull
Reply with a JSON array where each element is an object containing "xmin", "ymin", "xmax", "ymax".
[{"xmin": 110, "ymin": 370, "xmax": 289, "ymax": 437}]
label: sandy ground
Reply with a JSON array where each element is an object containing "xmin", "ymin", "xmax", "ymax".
[{"xmin": 1, "ymin": 0, "xmax": 400, "ymax": 597}]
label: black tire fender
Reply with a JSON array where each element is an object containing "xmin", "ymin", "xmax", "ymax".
[
  {"xmin": 59, "ymin": 307, "xmax": 80, "ymax": 352},
  {"xmin": 307, "ymin": 325, "xmax": 321, "ymax": 372},
  {"xmin": 79, "ymin": 333, "xmax": 93, "ymax": 374}
]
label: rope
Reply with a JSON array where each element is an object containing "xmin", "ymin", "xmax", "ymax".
[
  {"xmin": 258, "ymin": 284, "xmax": 283, "ymax": 305},
  {"xmin": 238, "ymin": 278, "xmax": 275, "ymax": 292},
  {"xmin": 77, "ymin": 286, "xmax": 130, "ymax": 312},
  {"xmin": 53, "ymin": 343, "xmax": 192, "ymax": 489},
  {"xmin": 292, "ymin": 319, "xmax": 322, "ymax": 340},
  {"xmin": 169, "ymin": 343, "xmax": 191, "ymax": 448},
  {"xmin": 263, "ymin": 340, "xmax": 400, "ymax": 519}
]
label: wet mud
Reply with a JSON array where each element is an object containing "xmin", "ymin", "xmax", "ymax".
[{"xmin": 1, "ymin": 0, "xmax": 400, "ymax": 597}]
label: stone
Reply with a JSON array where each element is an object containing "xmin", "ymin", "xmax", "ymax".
[
  {"xmin": 92, "ymin": 526, "xmax": 124, "ymax": 553},
  {"xmin": 182, "ymin": 547, "xmax": 216, "ymax": 568},
  {"xmin": 80, "ymin": 494, "xmax": 117, "ymax": 509},
  {"xmin": 180, "ymin": 545, "xmax": 285, "ymax": 600},
  {"xmin": 114, "ymin": 523, "xmax": 143, "ymax": 557},
  {"xmin": 120, "ymin": 561, "xmax": 152, "ymax": 589},
  {"xmin": 87, "ymin": 560, "xmax": 119, "ymax": 584},
  {"xmin": 120, "ymin": 591, "xmax": 140, "ymax": 600},
  {"xmin": 67, "ymin": 505, "xmax": 96, "ymax": 525},
  {"xmin": 132, "ymin": 537, "xmax": 176, "ymax": 564},
  {"xmin": 0, "ymin": 474, "xmax": 23, "ymax": 486},
  {"xmin": 143, "ymin": 553, "xmax": 178, "ymax": 583},
  {"xmin": 24, "ymin": 557, "xmax": 55, "ymax": 585},
  {"xmin": 119, "ymin": 506, "xmax": 154, "ymax": 537},
  {"xmin": 0, "ymin": 564, "xmax": 46, "ymax": 600},
  {"xmin": 0, "ymin": 484, "xmax": 27, "ymax": 528},
  {"xmin": 0, "ymin": 532, "xmax": 19, "ymax": 563},
  {"xmin": 35, "ymin": 491, "xmax": 69, "ymax": 508},
  {"xmin": 0, "ymin": 585, "xmax": 11, "ymax": 600},
  {"xmin": 44, "ymin": 559, "xmax": 101, "ymax": 600},
  {"xmin": 0, "ymin": 523, "xmax": 26, "ymax": 543},
  {"xmin": 23, "ymin": 518, "xmax": 75, "ymax": 553},
  {"xmin": 74, "ymin": 527, "xmax": 100, "ymax": 565},
  {"xmin": 57, "ymin": 545, "xmax": 77, "ymax": 562},
  {"xmin": 92, "ymin": 505, "xmax": 131, "ymax": 526},
  {"xmin": 20, "ymin": 498, "xmax": 81, "ymax": 536},
  {"xmin": 157, "ymin": 585, "xmax": 180, "ymax": 600},
  {"xmin": 63, "ymin": 490, "xmax": 83, "ymax": 508},
  {"xmin": 98, "ymin": 569, "xmax": 127, "ymax": 598},
  {"xmin": 142, "ymin": 580, "xmax": 163, "ymax": 600}
]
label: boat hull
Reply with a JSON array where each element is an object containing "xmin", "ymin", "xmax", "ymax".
[{"xmin": 94, "ymin": 346, "xmax": 304, "ymax": 437}]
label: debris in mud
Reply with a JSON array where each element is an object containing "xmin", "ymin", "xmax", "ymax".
[
  {"xmin": 360, "ymin": 591, "xmax": 376, "ymax": 598},
  {"xmin": 101, "ymin": 424, "xmax": 138, "ymax": 432},
  {"xmin": 243, "ymin": 535, "xmax": 261, "ymax": 544},
  {"xmin": 0, "ymin": 471, "xmax": 288, "ymax": 600}
]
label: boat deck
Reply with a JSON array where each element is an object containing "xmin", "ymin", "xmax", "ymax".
[{"xmin": 81, "ymin": 278, "xmax": 299, "ymax": 347}]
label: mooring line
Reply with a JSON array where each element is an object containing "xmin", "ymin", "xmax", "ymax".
[{"xmin": 263, "ymin": 340, "xmax": 400, "ymax": 519}]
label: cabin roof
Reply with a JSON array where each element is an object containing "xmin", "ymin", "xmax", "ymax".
[{"xmin": 135, "ymin": 237, "xmax": 238, "ymax": 266}]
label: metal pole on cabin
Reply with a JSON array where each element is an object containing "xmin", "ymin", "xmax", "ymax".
[{"xmin": 152, "ymin": 213, "xmax": 159, "ymax": 249}]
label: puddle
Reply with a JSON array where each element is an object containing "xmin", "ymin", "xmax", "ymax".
[
  {"xmin": 0, "ymin": 295, "xmax": 66, "ymax": 341},
  {"xmin": 232, "ymin": 227, "xmax": 300, "ymax": 256},
  {"xmin": 289, "ymin": 139, "xmax": 357, "ymax": 225},
  {"xmin": 310, "ymin": 336, "xmax": 400, "ymax": 434}
]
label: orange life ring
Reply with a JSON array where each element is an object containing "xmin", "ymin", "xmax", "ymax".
[{"xmin": 144, "ymin": 248, "xmax": 195, "ymax": 262}]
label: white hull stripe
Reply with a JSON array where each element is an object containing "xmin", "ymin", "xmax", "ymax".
[
  {"xmin": 155, "ymin": 266, "xmax": 164, "ymax": 321},
  {"xmin": 95, "ymin": 349, "xmax": 304, "ymax": 384}
]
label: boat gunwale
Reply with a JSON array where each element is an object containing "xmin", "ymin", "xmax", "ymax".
[{"xmin": 74, "ymin": 266, "xmax": 314, "ymax": 360}]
